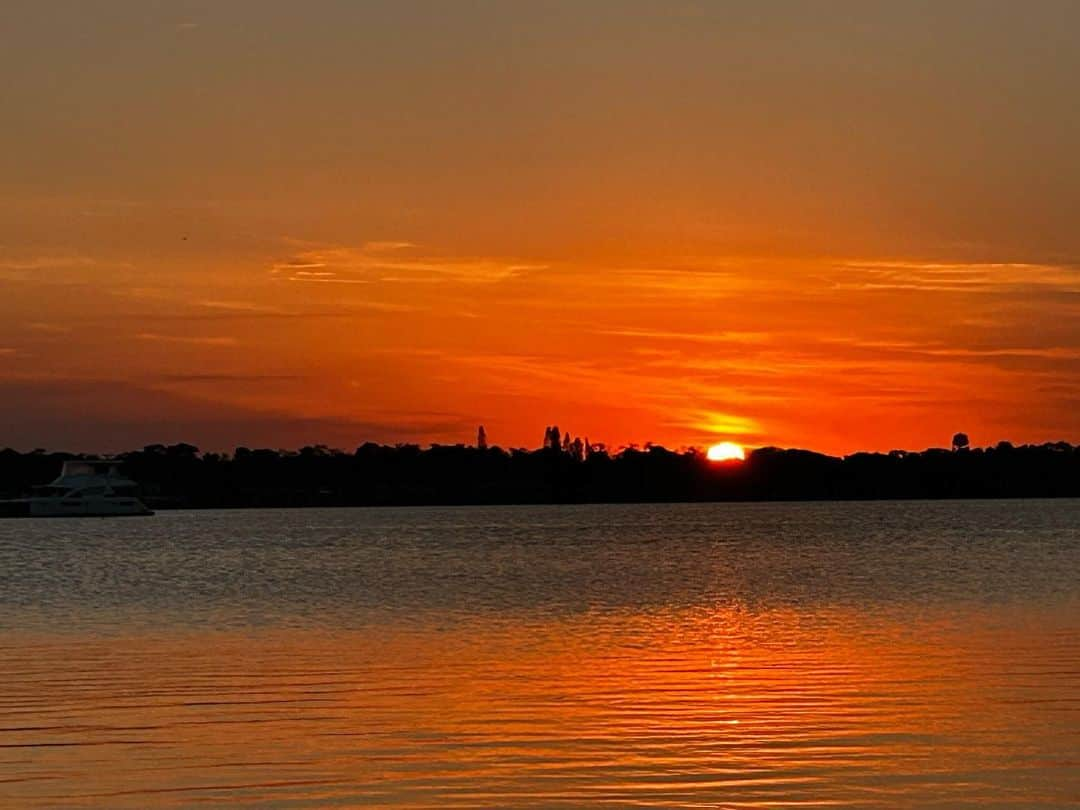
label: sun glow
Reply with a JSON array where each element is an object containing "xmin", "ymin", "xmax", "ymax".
[{"xmin": 706, "ymin": 442, "xmax": 745, "ymax": 462}]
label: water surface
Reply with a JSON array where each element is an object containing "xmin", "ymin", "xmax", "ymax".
[{"xmin": 1, "ymin": 500, "xmax": 1077, "ymax": 807}]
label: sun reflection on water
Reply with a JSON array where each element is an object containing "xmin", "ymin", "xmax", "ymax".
[{"xmin": 1, "ymin": 601, "xmax": 1077, "ymax": 808}]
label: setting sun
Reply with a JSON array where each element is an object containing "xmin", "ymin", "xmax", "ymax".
[{"xmin": 706, "ymin": 442, "xmax": 746, "ymax": 462}]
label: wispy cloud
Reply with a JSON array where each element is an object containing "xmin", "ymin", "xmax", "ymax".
[
  {"xmin": 273, "ymin": 243, "xmax": 545, "ymax": 285},
  {"xmin": 136, "ymin": 332, "xmax": 238, "ymax": 346},
  {"xmin": 817, "ymin": 335, "xmax": 1080, "ymax": 364},
  {"xmin": 833, "ymin": 260, "xmax": 1080, "ymax": 293},
  {"xmin": 0, "ymin": 255, "xmax": 105, "ymax": 271},
  {"xmin": 362, "ymin": 241, "xmax": 416, "ymax": 252},
  {"xmin": 276, "ymin": 262, "xmax": 327, "ymax": 270},
  {"xmin": 670, "ymin": 410, "xmax": 764, "ymax": 439},
  {"xmin": 345, "ymin": 300, "xmax": 419, "ymax": 313},
  {"xmin": 153, "ymin": 373, "xmax": 303, "ymax": 384},
  {"xmin": 545, "ymin": 266, "xmax": 752, "ymax": 301},
  {"xmin": 0, "ymin": 253, "xmax": 131, "ymax": 284},
  {"xmin": 287, "ymin": 276, "xmax": 370, "ymax": 285},
  {"xmin": 25, "ymin": 322, "xmax": 72, "ymax": 334},
  {"xmin": 598, "ymin": 327, "xmax": 771, "ymax": 344},
  {"xmin": 196, "ymin": 300, "xmax": 286, "ymax": 314},
  {"xmin": 909, "ymin": 345, "xmax": 1080, "ymax": 360}
]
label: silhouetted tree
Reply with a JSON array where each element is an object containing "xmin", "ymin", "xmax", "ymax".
[
  {"xmin": 477, "ymin": 425, "xmax": 487, "ymax": 450},
  {"xmin": 952, "ymin": 432, "xmax": 970, "ymax": 452},
  {"xmin": 545, "ymin": 425, "xmax": 562, "ymax": 451},
  {"xmin": 2, "ymin": 430, "xmax": 1077, "ymax": 508}
]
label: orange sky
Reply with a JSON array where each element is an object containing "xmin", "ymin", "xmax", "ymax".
[{"xmin": 1, "ymin": 2, "xmax": 1078, "ymax": 454}]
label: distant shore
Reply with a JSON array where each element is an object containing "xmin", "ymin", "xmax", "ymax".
[{"xmin": 2, "ymin": 440, "xmax": 1078, "ymax": 511}]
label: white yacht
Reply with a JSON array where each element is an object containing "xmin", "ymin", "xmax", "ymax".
[{"xmin": 26, "ymin": 460, "xmax": 154, "ymax": 517}]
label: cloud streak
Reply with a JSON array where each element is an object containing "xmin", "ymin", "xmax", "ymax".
[
  {"xmin": 136, "ymin": 333, "xmax": 238, "ymax": 346},
  {"xmin": 834, "ymin": 260, "xmax": 1080, "ymax": 294},
  {"xmin": 273, "ymin": 243, "xmax": 546, "ymax": 286}
]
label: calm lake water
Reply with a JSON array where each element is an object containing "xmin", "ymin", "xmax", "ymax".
[{"xmin": 0, "ymin": 500, "xmax": 1078, "ymax": 808}]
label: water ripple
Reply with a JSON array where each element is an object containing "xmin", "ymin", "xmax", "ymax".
[{"xmin": 0, "ymin": 501, "xmax": 1078, "ymax": 807}]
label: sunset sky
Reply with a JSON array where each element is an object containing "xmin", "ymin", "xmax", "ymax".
[{"xmin": 2, "ymin": 1, "xmax": 1078, "ymax": 454}]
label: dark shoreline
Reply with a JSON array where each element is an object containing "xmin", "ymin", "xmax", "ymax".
[{"xmin": 3, "ymin": 441, "xmax": 1078, "ymax": 511}]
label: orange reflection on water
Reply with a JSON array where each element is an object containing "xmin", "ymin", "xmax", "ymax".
[{"xmin": 1, "ymin": 602, "xmax": 1077, "ymax": 808}]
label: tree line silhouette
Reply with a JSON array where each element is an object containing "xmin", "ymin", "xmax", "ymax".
[{"xmin": 1, "ymin": 428, "xmax": 1078, "ymax": 508}]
